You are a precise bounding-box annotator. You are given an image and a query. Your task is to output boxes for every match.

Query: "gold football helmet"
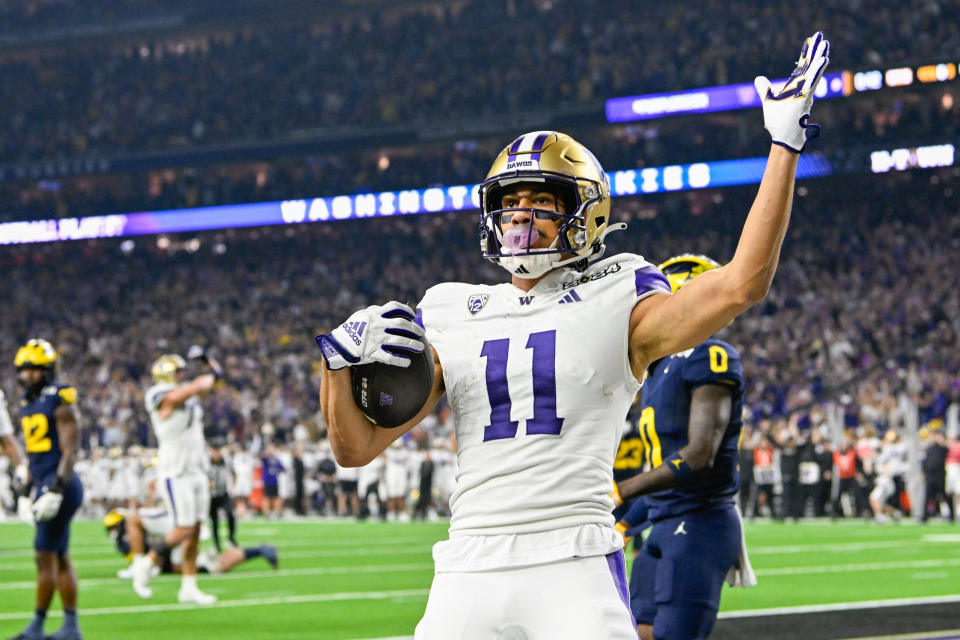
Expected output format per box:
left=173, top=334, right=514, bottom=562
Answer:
left=479, top=131, right=623, bottom=278
left=150, top=354, right=187, bottom=384
left=14, top=338, right=58, bottom=389
left=657, top=254, right=721, bottom=292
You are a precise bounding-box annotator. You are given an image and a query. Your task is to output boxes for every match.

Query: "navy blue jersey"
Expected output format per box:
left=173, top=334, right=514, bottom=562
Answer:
left=19, top=383, right=77, bottom=480
left=640, top=339, right=743, bottom=522
left=613, top=420, right=646, bottom=484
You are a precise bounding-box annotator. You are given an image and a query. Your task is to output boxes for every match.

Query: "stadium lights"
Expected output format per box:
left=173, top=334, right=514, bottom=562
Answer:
left=606, top=59, right=959, bottom=123
left=0, top=143, right=954, bottom=246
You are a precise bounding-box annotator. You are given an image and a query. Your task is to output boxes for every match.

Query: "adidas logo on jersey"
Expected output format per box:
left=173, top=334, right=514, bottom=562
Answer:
left=557, top=289, right=582, bottom=304
left=342, top=321, right=367, bottom=346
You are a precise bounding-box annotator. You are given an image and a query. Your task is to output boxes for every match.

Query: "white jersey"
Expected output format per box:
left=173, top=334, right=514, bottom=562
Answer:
left=145, top=383, right=209, bottom=476
left=418, top=253, right=670, bottom=571
left=0, top=388, right=13, bottom=438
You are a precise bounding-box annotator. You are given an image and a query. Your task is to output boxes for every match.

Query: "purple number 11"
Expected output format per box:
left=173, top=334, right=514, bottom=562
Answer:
left=480, top=330, right=564, bottom=442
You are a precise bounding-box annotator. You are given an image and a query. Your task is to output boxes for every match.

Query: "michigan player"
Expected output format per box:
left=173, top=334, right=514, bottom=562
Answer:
left=131, top=351, right=222, bottom=604
left=319, top=34, right=829, bottom=638
left=612, top=255, right=754, bottom=640
left=105, top=508, right=277, bottom=576
left=9, top=339, right=84, bottom=640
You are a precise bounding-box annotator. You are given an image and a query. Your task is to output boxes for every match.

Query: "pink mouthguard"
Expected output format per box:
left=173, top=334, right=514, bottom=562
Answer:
left=502, top=226, right=540, bottom=253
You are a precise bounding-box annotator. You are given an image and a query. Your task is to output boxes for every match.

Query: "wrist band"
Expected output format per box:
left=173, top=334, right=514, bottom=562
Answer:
left=663, top=452, right=694, bottom=480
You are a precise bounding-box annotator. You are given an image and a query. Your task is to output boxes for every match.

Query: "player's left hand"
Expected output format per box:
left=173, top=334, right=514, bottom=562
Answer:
left=32, top=485, right=64, bottom=522
left=754, top=31, right=830, bottom=153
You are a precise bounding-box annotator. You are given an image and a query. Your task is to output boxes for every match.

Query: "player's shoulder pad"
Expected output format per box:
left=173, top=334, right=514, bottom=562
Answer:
left=145, top=383, right=174, bottom=410
left=56, top=384, right=78, bottom=405
left=418, top=281, right=496, bottom=329
left=683, top=338, right=744, bottom=387
left=601, top=252, right=671, bottom=299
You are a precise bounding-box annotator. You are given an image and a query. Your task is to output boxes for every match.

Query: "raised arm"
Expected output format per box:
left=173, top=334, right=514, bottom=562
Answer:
left=628, top=32, right=830, bottom=375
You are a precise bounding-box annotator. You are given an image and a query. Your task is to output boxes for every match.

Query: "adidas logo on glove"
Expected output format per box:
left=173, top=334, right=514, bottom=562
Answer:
left=343, top=321, right=367, bottom=346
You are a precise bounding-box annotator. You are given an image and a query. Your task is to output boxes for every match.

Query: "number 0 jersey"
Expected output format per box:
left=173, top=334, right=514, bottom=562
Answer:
left=417, top=253, right=670, bottom=571
left=19, top=383, right=78, bottom=480
left=640, top=338, right=744, bottom=522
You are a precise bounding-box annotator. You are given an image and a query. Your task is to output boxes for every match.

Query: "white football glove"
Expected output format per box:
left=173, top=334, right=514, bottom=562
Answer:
left=17, top=495, right=35, bottom=524
left=754, top=31, right=830, bottom=153
left=316, top=301, right=426, bottom=370
left=32, top=485, right=64, bottom=522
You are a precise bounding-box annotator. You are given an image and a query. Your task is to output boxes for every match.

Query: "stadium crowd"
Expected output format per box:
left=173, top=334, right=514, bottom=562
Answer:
left=1, top=169, right=958, bottom=522
left=2, top=0, right=957, bottom=161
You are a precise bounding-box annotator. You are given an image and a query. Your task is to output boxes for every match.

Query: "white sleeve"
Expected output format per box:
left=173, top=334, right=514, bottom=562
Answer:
left=0, top=389, right=14, bottom=438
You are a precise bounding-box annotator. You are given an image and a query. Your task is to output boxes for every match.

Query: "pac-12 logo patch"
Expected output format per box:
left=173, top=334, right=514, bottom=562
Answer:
left=467, top=294, right=489, bottom=315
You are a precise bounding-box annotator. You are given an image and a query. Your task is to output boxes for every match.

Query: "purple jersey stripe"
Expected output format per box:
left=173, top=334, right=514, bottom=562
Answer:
left=165, top=477, right=179, bottom=526
left=606, top=550, right=637, bottom=627
left=529, top=132, right=551, bottom=163
left=635, top=266, right=671, bottom=296
left=414, top=308, right=424, bottom=329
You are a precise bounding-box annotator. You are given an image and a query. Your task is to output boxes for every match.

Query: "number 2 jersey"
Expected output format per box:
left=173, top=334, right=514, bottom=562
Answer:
left=640, top=339, right=744, bottom=522
left=18, top=383, right=78, bottom=481
left=417, top=253, right=670, bottom=571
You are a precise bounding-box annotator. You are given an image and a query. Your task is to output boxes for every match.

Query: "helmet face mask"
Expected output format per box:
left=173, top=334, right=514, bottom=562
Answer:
left=479, top=131, right=615, bottom=278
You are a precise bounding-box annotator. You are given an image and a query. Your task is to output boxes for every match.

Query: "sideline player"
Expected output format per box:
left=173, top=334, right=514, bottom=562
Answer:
left=131, top=351, right=222, bottom=604
left=319, top=34, right=829, bottom=638
left=613, top=255, right=754, bottom=640
left=105, top=508, right=277, bottom=576
left=9, top=339, right=84, bottom=640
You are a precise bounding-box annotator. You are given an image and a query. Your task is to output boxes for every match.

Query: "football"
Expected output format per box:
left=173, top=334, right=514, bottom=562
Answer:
left=350, top=340, right=434, bottom=428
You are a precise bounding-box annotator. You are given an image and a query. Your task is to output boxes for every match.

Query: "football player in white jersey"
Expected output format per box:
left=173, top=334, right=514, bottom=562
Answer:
left=131, top=351, right=222, bottom=604
left=319, top=33, right=829, bottom=639
left=0, top=386, right=29, bottom=512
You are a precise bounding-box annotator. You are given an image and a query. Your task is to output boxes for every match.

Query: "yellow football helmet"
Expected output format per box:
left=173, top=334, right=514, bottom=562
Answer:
left=103, top=509, right=125, bottom=530
left=14, top=338, right=58, bottom=388
left=657, top=254, right=721, bottom=292
left=150, top=353, right=187, bottom=384
left=479, top=131, right=623, bottom=278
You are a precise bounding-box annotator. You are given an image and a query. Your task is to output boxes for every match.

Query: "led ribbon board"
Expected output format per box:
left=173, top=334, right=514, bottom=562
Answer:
left=1, top=144, right=955, bottom=246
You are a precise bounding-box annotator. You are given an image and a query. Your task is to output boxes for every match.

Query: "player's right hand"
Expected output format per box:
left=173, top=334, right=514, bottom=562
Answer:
left=316, top=301, right=426, bottom=370
left=754, top=31, right=830, bottom=153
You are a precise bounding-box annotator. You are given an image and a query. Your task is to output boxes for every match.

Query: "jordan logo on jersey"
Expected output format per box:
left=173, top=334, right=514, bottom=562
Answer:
left=557, top=289, right=582, bottom=304
left=467, top=294, right=489, bottom=315
left=674, top=521, right=688, bottom=536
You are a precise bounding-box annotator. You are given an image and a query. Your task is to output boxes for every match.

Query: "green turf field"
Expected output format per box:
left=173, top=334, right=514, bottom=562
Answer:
left=1, top=518, right=958, bottom=639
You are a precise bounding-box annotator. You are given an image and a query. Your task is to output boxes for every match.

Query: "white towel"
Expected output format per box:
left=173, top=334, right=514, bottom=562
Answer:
left=725, top=505, right=757, bottom=588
